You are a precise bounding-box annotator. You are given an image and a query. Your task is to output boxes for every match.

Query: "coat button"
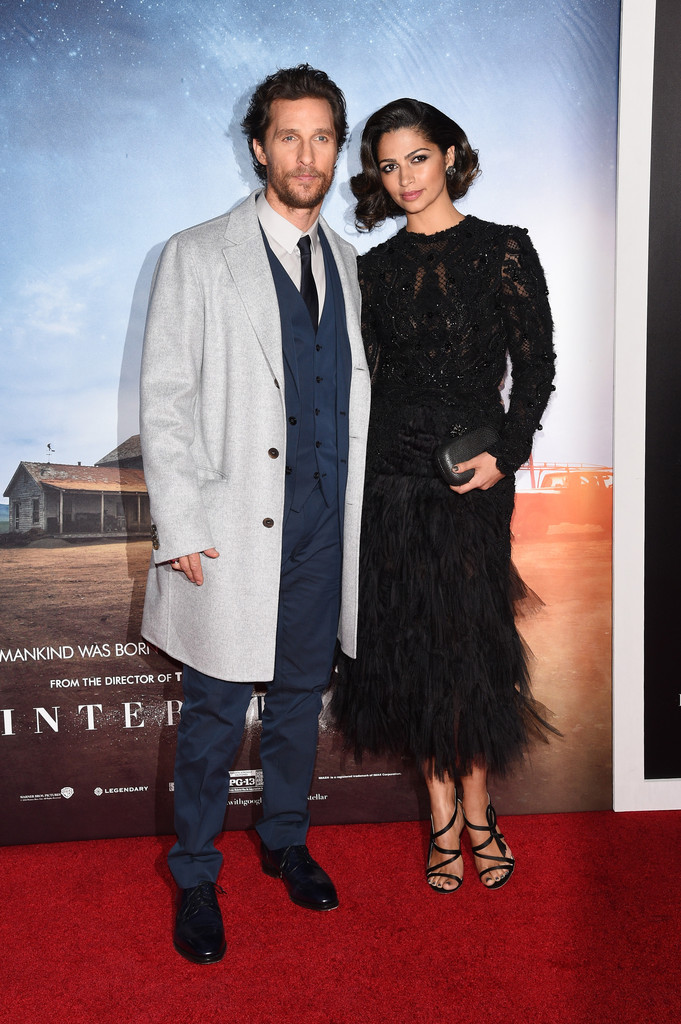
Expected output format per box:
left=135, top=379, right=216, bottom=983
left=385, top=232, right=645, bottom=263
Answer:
left=268, top=448, right=279, bottom=458
left=316, top=376, right=323, bottom=383
left=315, top=441, right=322, bottom=448
left=263, top=518, right=274, bottom=528
left=288, top=416, right=297, bottom=425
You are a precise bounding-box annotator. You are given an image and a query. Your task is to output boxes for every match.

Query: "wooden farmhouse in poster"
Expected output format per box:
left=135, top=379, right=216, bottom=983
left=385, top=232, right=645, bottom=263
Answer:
left=3, top=436, right=150, bottom=539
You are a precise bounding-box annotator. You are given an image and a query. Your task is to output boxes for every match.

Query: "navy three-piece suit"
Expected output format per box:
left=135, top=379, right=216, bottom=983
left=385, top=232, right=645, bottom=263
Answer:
left=165, top=223, right=357, bottom=886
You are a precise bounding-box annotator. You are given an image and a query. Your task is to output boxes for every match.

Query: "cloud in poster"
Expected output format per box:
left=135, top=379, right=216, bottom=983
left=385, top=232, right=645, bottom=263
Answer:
left=0, top=0, right=620, bottom=493
left=2, top=255, right=121, bottom=389
left=17, top=259, right=106, bottom=338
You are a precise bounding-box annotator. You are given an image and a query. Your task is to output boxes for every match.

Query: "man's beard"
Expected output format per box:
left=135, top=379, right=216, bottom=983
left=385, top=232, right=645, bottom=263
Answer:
left=266, top=166, right=334, bottom=210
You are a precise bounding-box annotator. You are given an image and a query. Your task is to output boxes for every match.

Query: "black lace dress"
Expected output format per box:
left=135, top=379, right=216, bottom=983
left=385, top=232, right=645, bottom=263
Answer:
left=331, top=215, right=557, bottom=778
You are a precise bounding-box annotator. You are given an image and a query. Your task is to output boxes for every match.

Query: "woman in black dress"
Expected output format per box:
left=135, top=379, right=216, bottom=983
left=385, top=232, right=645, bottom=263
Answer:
left=331, top=99, right=557, bottom=891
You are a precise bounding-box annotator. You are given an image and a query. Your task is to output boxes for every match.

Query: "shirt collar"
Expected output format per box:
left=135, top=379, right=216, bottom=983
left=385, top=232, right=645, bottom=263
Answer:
left=256, top=189, right=320, bottom=255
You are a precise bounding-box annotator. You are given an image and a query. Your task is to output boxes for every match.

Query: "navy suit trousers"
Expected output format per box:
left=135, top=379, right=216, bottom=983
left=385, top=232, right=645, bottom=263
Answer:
left=168, top=483, right=342, bottom=888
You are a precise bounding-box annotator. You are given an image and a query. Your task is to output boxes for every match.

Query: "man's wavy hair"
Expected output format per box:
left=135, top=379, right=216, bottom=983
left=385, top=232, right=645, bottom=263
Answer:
left=241, top=64, right=348, bottom=184
left=351, top=98, right=480, bottom=232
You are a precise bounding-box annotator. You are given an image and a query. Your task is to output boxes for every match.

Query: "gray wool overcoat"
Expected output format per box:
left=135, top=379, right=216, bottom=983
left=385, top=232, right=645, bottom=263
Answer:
left=139, top=191, right=371, bottom=682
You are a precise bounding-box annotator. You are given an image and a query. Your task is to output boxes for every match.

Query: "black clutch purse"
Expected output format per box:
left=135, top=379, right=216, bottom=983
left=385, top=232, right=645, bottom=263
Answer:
left=434, top=426, right=500, bottom=485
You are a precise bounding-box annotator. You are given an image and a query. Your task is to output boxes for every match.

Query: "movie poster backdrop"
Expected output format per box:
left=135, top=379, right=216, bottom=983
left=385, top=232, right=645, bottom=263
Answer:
left=0, top=0, right=620, bottom=845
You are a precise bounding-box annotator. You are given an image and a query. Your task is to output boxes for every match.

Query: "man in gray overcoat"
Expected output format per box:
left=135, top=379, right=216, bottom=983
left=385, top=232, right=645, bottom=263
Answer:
left=139, top=65, right=370, bottom=964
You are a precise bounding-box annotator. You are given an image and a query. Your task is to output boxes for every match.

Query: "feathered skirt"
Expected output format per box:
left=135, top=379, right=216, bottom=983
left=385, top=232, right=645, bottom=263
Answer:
left=331, top=401, right=554, bottom=779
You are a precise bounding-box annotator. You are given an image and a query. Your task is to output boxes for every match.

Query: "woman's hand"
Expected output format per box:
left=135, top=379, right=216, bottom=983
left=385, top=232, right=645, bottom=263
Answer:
left=449, top=452, right=504, bottom=494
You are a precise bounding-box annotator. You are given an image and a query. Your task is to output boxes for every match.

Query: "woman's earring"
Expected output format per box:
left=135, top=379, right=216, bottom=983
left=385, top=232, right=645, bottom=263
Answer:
left=446, top=166, right=455, bottom=178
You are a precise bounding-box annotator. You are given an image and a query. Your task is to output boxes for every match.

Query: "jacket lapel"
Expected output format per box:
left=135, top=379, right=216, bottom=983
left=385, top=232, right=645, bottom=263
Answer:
left=222, top=192, right=285, bottom=382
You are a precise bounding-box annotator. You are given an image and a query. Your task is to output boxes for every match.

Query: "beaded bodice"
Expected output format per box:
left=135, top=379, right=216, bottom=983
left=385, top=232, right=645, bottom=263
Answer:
left=359, top=215, right=555, bottom=475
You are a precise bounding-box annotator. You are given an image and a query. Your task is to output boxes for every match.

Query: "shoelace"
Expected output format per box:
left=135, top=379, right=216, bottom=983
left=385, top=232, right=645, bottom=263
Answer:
left=279, top=845, right=312, bottom=872
left=182, top=882, right=225, bottom=918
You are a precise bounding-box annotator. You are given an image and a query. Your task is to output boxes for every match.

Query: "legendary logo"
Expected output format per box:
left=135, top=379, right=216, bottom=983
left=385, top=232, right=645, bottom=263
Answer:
left=93, top=785, right=149, bottom=796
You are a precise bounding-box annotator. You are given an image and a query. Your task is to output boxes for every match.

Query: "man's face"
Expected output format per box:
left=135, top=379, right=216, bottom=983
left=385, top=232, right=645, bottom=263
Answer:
left=253, top=96, right=338, bottom=216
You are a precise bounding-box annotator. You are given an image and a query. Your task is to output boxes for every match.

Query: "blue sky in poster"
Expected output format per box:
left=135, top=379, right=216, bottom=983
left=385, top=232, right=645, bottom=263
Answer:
left=0, top=0, right=620, bottom=497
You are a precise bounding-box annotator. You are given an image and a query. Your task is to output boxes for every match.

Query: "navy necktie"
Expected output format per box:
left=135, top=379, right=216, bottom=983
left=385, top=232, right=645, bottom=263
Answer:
left=297, top=234, right=319, bottom=330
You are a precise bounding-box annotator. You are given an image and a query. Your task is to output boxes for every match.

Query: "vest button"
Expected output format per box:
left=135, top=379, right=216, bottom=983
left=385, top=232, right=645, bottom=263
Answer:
left=263, top=518, right=274, bottom=528
left=315, top=441, right=322, bottom=448
left=316, top=376, right=323, bottom=383
left=313, top=472, right=320, bottom=480
left=315, top=408, right=320, bottom=415
left=316, top=344, right=321, bottom=351
left=288, top=416, right=297, bottom=425
left=268, top=448, right=279, bottom=459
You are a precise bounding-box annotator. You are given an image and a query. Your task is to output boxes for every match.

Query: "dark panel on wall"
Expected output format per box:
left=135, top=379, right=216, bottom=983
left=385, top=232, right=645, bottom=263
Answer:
left=644, top=0, right=681, bottom=778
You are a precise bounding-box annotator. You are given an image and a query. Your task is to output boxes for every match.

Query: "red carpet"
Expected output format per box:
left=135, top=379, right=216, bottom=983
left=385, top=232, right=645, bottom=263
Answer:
left=1, top=811, right=679, bottom=1024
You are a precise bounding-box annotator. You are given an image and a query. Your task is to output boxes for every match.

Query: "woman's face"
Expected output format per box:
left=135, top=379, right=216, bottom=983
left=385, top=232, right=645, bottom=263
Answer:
left=376, top=127, right=454, bottom=216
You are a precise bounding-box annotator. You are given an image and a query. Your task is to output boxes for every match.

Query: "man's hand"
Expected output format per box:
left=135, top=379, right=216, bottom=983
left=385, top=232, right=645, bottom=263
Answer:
left=169, top=548, right=220, bottom=585
left=449, top=452, right=504, bottom=494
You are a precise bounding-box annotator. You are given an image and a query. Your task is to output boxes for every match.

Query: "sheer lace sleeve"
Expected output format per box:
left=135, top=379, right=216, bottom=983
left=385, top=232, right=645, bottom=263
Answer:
left=493, top=229, right=556, bottom=475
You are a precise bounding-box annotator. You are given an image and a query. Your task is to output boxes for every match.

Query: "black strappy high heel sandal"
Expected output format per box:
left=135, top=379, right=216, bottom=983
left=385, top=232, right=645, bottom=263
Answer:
left=463, top=798, right=515, bottom=890
left=426, top=798, right=463, bottom=893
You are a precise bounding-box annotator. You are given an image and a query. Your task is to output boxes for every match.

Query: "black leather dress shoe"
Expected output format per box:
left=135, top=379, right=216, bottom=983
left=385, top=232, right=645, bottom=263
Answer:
left=173, top=882, right=226, bottom=964
left=261, top=842, right=339, bottom=911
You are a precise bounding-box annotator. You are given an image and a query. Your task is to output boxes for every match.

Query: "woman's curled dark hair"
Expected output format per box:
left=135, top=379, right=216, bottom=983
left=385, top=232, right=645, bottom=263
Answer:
left=351, top=98, right=480, bottom=231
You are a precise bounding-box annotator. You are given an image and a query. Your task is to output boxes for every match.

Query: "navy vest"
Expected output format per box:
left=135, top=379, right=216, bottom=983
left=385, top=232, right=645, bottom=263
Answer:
left=262, top=229, right=351, bottom=515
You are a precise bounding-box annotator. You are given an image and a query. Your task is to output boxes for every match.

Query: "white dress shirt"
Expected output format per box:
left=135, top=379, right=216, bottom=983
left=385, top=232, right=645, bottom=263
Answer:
left=256, top=190, right=326, bottom=316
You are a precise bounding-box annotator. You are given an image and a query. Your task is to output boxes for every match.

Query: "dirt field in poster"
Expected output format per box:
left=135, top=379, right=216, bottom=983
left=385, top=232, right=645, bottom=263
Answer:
left=0, top=529, right=611, bottom=845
